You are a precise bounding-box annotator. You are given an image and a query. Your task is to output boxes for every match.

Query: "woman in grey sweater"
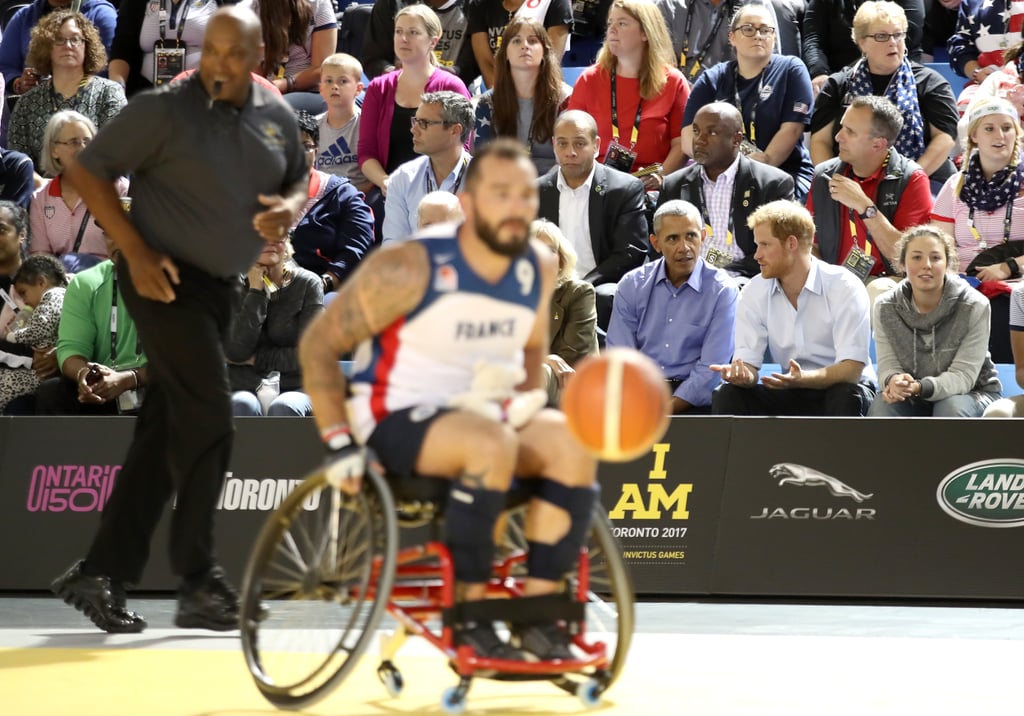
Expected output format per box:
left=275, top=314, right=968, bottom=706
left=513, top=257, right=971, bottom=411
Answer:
left=869, top=225, right=1002, bottom=417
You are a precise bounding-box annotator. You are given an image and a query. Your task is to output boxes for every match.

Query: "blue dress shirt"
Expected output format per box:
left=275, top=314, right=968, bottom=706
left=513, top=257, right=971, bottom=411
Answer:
left=607, top=256, right=738, bottom=406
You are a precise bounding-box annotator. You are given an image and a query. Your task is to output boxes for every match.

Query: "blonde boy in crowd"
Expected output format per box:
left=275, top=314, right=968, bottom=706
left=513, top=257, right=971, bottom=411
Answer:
left=315, top=53, right=371, bottom=194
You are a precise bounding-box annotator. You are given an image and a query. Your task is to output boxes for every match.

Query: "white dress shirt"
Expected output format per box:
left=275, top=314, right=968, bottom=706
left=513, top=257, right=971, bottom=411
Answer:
left=556, top=164, right=598, bottom=277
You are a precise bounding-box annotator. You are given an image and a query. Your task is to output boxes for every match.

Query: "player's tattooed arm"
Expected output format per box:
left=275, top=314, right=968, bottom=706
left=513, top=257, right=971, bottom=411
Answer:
left=299, top=242, right=430, bottom=433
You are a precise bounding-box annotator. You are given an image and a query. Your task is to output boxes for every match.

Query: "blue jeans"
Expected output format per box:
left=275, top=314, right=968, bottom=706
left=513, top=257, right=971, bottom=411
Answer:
left=868, top=392, right=998, bottom=417
left=232, top=390, right=313, bottom=417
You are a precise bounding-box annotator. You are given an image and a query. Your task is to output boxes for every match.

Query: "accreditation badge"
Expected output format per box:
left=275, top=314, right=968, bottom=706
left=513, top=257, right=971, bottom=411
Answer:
left=603, top=141, right=637, bottom=173
left=154, top=43, right=186, bottom=86
left=704, top=247, right=732, bottom=269
left=842, top=245, right=877, bottom=283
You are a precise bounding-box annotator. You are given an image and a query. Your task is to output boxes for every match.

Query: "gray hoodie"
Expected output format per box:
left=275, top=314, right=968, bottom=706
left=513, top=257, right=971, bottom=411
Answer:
left=873, top=275, right=1001, bottom=401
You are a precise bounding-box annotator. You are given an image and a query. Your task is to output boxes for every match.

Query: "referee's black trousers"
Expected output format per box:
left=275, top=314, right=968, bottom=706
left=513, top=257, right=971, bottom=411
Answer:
left=86, top=259, right=238, bottom=585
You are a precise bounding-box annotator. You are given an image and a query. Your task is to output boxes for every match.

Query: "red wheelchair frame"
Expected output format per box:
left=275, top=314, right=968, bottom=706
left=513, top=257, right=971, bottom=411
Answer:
left=239, top=454, right=634, bottom=713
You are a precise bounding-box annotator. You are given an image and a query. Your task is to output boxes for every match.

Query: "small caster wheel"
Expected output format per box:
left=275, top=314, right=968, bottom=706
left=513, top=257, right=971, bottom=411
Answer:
left=377, top=661, right=403, bottom=697
left=576, top=677, right=603, bottom=709
left=441, top=685, right=468, bottom=714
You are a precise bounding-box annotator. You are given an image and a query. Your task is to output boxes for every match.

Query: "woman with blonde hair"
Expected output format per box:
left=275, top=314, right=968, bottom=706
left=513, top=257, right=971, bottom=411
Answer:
left=531, top=219, right=599, bottom=405
left=810, top=0, right=957, bottom=186
left=869, top=225, right=1001, bottom=418
left=358, top=4, right=470, bottom=199
left=567, top=0, right=689, bottom=190
left=30, top=110, right=129, bottom=272
left=931, top=97, right=1024, bottom=276
left=473, top=18, right=570, bottom=174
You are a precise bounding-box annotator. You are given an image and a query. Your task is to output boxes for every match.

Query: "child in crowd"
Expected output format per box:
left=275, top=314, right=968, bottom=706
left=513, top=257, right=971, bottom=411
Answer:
left=0, top=254, right=68, bottom=410
left=416, top=190, right=464, bottom=229
left=315, top=53, right=370, bottom=194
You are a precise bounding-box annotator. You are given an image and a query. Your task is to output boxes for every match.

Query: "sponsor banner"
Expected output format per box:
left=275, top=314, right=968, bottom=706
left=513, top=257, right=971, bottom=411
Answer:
left=599, top=418, right=730, bottom=594
left=712, top=419, right=1024, bottom=599
left=0, top=417, right=323, bottom=591
left=4, top=417, right=1024, bottom=598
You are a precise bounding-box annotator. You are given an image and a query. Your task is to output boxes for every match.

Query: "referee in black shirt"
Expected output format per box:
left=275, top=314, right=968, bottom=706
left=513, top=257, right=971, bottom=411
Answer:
left=51, top=5, right=309, bottom=633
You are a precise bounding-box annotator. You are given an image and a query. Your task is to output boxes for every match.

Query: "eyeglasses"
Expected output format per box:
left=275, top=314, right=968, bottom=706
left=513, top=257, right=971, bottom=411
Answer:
left=411, top=117, right=448, bottom=130
left=55, top=36, right=85, bottom=48
left=302, top=142, right=318, bottom=153
left=734, top=24, right=776, bottom=38
left=54, top=138, right=91, bottom=148
left=865, top=31, right=906, bottom=43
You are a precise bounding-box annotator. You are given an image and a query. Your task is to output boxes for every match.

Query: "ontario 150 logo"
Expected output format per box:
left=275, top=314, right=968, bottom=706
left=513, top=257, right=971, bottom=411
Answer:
left=936, top=459, right=1024, bottom=528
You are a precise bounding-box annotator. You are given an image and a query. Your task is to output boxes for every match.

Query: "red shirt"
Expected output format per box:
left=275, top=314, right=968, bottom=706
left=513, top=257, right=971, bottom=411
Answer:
left=568, top=65, right=689, bottom=172
left=807, top=161, right=933, bottom=276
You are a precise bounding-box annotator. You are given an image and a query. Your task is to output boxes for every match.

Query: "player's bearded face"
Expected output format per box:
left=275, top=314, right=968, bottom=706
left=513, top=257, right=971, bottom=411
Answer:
left=475, top=215, right=531, bottom=257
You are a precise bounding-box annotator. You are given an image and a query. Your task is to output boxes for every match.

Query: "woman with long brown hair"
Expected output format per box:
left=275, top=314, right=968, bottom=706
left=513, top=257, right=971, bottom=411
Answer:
left=254, top=0, right=337, bottom=113
left=472, top=18, right=570, bottom=174
left=567, top=0, right=688, bottom=190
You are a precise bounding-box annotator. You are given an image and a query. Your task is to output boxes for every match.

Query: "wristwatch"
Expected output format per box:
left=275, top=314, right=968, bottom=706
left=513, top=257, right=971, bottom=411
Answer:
left=859, top=205, right=878, bottom=220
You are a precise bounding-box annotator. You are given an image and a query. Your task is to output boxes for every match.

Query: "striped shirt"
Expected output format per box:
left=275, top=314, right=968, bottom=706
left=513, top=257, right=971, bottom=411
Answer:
left=700, top=155, right=742, bottom=264
left=931, top=171, right=1024, bottom=272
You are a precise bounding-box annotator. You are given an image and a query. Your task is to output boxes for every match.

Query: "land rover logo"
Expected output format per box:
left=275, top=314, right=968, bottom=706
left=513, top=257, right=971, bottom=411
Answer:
left=936, top=459, right=1024, bottom=528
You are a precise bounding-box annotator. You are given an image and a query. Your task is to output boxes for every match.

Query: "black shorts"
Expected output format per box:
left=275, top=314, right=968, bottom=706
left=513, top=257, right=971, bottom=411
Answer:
left=365, top=404, right=454, bottom=478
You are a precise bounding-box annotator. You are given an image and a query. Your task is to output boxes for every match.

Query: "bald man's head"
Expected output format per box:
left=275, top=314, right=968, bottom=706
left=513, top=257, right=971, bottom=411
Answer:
left=695, top=102, right=744, bottom=135
left=690, top=102, right=745, bottom=177
left=552, top=110, right=601, bottom=187
left=553, top=110, right=599, bottom=142
left=199, top=6, right=264, bottom=107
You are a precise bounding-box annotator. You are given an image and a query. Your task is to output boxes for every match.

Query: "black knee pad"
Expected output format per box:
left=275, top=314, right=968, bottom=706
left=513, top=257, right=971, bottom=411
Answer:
left=527, top=480, right=599, bottom=582
left=444, top=484, right=507, bottom=583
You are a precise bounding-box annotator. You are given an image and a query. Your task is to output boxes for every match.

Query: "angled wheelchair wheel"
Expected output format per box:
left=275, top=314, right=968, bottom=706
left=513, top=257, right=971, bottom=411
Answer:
left=240, top=462, right=398, bottom=710
left=500, top=504, right=635, bottom=690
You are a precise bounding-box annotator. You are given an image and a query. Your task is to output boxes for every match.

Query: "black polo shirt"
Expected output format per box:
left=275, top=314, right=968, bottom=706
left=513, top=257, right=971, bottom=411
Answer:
left=78, top=74, right=308, bottom=278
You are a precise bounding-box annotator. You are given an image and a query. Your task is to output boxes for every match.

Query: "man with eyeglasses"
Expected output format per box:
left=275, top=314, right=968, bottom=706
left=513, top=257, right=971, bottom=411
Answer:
left=382, top=90, right=473, bottom=243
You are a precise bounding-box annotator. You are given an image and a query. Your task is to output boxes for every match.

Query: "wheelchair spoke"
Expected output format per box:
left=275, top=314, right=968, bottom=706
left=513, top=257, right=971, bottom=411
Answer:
left=241, top=467, right=398, bottom=709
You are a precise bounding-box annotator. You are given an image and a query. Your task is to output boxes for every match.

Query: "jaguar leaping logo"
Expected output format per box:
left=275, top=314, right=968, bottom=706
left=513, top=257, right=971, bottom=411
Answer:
left=769, top=463, right=874, bottom=503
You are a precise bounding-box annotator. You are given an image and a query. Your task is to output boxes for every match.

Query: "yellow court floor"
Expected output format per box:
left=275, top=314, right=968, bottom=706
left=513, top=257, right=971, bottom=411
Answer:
left=2, top=601, right=1024, bottom=715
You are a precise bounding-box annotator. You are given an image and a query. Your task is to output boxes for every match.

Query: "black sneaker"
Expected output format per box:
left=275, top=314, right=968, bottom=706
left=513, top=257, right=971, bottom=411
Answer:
left=174, top=566, right=240, bottom=631
left=454, top=622, right=525, bottom=661
left=515, top=621, right=575, bottom=661
left=51, top=560, right=147, bottom=634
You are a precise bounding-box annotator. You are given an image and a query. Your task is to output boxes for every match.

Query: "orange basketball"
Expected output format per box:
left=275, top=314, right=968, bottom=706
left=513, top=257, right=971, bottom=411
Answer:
left=560, top=348, right=671, bottom=462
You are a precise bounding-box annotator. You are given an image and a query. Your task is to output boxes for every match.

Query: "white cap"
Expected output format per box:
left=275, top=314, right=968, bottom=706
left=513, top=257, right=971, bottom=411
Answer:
left=968, top=97, right=1019, bottom=126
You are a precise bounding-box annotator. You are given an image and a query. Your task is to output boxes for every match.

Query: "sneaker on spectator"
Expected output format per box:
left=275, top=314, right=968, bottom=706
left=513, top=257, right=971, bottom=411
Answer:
left=51, top=559, right=147, bottom=634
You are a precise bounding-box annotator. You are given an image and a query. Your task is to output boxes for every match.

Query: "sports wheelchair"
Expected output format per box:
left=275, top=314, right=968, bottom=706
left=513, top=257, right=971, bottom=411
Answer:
left=239, top=449, right=635, bottom=713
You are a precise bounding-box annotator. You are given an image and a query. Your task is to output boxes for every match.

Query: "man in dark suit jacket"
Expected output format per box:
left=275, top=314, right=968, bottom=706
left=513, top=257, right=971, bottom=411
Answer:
left=658, top=102, right=794, bottom=279
left=537, top=110, right=648, bottom=331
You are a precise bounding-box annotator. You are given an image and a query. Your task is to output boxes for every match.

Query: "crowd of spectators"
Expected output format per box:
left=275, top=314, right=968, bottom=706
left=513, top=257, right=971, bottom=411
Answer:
left=1, top=0, right=1024, bottom=420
